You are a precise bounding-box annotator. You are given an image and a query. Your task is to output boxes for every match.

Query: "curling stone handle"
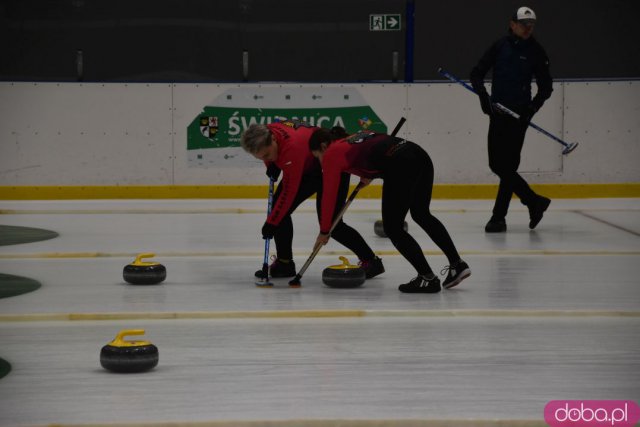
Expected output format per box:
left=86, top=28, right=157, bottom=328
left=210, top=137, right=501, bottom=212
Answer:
left=339, top=256, right=350, bottom=267
left=134, top=253, right=156, bottom=264
left=113, top=329, right=146, bottom=346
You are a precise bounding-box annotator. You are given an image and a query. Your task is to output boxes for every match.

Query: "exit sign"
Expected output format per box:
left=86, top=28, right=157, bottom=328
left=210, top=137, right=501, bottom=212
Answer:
left=369, top=14, right=401, bottom=31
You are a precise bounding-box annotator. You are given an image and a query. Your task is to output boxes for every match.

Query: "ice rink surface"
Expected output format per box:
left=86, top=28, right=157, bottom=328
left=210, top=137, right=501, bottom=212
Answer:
left=0, top=198, right=638, bottom=427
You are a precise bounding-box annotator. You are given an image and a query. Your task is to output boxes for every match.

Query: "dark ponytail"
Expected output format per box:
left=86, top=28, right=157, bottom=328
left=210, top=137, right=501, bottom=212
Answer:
left=309, top=128, right=332, bottom=151
left=330, top=126, right=348, bottom=140
left=309, top=126, right=350, bottom=152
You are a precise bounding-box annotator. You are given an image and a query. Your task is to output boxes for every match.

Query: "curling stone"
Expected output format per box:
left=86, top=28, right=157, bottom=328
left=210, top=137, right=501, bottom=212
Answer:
left=374, top=220, right=408, bottom=238
left=322, top=256, right=366, bottom=289
left=123, top=253, right=166, bottom=285
left=100, top=329, right=159, bottom=373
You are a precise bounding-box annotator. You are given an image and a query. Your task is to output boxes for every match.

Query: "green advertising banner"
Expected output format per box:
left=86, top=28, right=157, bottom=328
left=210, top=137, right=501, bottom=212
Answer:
left=187, top=87, right=388, bottom=168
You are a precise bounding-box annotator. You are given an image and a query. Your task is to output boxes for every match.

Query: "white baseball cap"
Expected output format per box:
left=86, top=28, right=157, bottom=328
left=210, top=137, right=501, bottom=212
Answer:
left=513, top=6, right=537, bottom=23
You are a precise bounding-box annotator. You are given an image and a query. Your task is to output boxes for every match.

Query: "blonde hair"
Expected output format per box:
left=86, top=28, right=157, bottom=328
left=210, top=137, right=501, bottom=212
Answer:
left=240, top=124, right=271, bottom=155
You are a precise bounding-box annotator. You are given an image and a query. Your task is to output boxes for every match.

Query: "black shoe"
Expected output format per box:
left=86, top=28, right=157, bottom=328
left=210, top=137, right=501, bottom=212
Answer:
left=398, top=274, right=441, bottom=293
left=441, top=260, right=471, bottom=289
left=358, top=256, right=385, bottom=279
left=528, top=196, right=551, bottom=229
left=485, top=218, right=506, bottom=233
left=254, top=258, right=296, bottom=278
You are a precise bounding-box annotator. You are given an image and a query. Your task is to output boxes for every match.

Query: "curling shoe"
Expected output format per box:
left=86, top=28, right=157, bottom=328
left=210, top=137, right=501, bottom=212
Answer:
left=359, top=256, right=385, bottom=279
left=441, top=260, right=471, bottom=289
left=528, top=196, right=551, bottom=229
left=485, top=218, right=507, bottom=233
left=398, top=274, right=441, bottom=294
left=254, top=258, right=296, bottom=278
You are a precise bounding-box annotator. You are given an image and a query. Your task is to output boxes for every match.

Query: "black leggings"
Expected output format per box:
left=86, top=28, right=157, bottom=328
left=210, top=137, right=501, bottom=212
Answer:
left=380, top=142, right=461, bottom=275
left=272, top=172, right=376, bottom=262
left=488, top=114, right=538, bottom=219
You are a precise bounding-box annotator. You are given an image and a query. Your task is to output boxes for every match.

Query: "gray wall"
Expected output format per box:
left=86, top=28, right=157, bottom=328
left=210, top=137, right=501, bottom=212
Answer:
left=1, top=0, right=639, bottom=82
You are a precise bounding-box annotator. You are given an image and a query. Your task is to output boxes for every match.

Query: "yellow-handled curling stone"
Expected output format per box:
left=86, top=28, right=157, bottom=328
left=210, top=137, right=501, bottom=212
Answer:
left=123, top=253, right=166, bottom=285
left=322, top=256, right=366, bottom=288
left=100, top=329, right=159, bottom=373
left=374, top=220, right=408, bottom=238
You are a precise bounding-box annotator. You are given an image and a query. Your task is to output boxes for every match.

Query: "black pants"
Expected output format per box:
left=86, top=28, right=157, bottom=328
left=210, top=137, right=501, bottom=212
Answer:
left=488, top=114, right=538, bottom=219
left=380, top=142, right=461, bottom=276
left=272, top=172, right=375, bottom=262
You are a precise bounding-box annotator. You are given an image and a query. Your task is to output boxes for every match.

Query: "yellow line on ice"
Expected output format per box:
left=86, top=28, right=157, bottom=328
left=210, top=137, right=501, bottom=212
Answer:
left=1, top=309, right=638, bottom=322
left=0, top=250, right=638, bottom=260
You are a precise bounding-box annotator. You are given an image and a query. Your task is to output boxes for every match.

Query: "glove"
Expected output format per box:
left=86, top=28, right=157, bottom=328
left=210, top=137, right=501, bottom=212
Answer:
left=478, top=92, right=494, bottom=116
left=261, top=222, right=277, bottom=240
left=519, top=104, right=536, bottom=126
left=265, top=163, right=281, bottom=181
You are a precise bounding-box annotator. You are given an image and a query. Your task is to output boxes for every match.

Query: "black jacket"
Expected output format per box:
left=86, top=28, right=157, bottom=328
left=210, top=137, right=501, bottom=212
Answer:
left=470, top=32, right=553, bottom=114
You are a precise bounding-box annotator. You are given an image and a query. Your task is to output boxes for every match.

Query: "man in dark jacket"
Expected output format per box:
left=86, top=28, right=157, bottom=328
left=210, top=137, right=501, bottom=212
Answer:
left=470, top=6, right=553, bottom=232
